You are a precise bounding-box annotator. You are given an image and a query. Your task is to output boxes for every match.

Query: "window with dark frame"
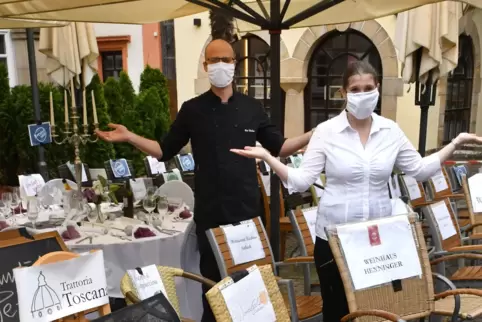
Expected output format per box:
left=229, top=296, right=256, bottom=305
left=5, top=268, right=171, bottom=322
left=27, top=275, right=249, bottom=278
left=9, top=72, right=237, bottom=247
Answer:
left=161, top=20, right=176, bottom=80
left=443, top=34, right=474, bottom=144
left=101, top=51, right=123, bottom=81
left=304, top=29, right=383, bottom=131
left=0, top=34, right=7, bottom=68
left=232, top=35, right=272, bottom=115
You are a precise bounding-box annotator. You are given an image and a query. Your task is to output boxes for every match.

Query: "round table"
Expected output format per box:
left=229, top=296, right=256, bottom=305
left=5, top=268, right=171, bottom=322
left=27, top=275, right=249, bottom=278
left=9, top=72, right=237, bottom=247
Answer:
left=10, top=206, right=204, bottom=321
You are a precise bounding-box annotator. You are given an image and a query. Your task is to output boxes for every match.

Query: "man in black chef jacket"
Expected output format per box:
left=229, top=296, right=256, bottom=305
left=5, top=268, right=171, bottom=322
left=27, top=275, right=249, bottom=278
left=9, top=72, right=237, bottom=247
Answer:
left=96, top=39, right=314, bottom=321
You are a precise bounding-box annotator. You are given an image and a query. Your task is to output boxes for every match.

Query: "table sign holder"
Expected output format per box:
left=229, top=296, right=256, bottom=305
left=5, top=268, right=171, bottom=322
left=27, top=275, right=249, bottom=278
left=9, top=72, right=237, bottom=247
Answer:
left=50, top=81, right=99, bottom=200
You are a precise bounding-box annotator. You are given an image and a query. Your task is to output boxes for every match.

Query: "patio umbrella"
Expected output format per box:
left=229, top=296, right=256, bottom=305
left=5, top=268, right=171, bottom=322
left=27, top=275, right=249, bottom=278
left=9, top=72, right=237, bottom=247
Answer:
left=39, top=22, right=99, bottom=87
left=394, top=2, right=464, bottom=156
left=0, top=18, right=65, bottom=28
left=7, top=0, right=481, bottom=24
left=8, top=0, right=481, bottom=261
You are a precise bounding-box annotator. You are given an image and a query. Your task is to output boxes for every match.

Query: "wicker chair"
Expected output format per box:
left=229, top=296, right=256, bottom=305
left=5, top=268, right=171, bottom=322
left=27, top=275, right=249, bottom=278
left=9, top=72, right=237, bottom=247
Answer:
left=206, top=216, right=322, bottom=321
left=33, top=251, right=111, bottom=322
left=120, top=266, right=216, bottom=322
left=327, top=214, right=482, bottom=321
left=205, top=264, right=404, bottom=322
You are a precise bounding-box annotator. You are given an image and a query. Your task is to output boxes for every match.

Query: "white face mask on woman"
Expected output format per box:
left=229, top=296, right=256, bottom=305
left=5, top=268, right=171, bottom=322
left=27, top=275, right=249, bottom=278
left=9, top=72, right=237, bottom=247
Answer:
left=346, top=89, right=379, bottom=120
left=207, top=62, right=235, bottom=88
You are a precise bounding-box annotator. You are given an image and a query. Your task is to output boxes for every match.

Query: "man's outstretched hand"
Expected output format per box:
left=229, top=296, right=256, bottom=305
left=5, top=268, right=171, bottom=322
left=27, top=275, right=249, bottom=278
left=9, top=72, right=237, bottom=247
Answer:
left=95, top=123, right=132, bottom=143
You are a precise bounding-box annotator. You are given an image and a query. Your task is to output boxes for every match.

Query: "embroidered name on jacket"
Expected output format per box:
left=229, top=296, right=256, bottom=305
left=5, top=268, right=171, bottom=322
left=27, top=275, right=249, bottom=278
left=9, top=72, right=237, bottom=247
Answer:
left=244, top=129, right=255, bottom=133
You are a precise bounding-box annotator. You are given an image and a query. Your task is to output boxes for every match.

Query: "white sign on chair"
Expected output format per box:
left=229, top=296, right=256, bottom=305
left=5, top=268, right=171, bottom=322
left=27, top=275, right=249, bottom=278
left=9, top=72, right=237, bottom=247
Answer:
left=14, top=251, right=108, bottom=322
left=403, top=176, right=422, bottom=200
left=302, top=207, right=317, bottom=243
left=130, top=179, right=147, bottom=202
left=430, top=201, right=457, bottom=240
left=468, top=173, right=482, bottom=213
left=430, top=171, right=449, bottom=193
left=219, top=265, right=276, bottom=322
left=336, top=215, right=422, bottom=290
left=222, top=220, right=265, bottom=265
left=127, top=264, right=169, bottom=301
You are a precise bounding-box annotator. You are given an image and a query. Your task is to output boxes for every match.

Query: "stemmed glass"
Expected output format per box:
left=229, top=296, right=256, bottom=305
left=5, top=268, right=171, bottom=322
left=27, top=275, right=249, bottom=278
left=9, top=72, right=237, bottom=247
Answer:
left=2, top=193, right=12, bottom=219
left=87, top=205, right=99, bottom=223
left=0, top=200, right=8, bottom=221
left=142, top=194, right=156, bottom=225
left=156, top=195, right=168, bottom=228
left=8, top=193, right=20, bottom=225
left=27, top=198, right=40, bottom=229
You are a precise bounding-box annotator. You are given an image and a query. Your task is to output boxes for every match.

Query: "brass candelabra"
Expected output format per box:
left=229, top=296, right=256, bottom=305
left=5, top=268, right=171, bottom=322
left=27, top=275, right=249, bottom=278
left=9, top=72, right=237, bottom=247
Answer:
left=50, top=85, right=99, bottom=198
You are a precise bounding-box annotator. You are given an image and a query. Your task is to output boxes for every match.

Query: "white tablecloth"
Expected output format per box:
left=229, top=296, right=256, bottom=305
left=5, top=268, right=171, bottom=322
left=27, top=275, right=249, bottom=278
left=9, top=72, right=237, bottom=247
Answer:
left=7, top=207, right=204, bottom=321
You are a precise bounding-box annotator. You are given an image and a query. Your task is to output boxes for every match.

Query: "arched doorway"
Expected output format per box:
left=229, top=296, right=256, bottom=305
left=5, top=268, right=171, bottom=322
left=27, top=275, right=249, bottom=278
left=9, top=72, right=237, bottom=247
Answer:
left=443, top=34, right=474, bottom=143
left=304, top=29, right=383, bottom=131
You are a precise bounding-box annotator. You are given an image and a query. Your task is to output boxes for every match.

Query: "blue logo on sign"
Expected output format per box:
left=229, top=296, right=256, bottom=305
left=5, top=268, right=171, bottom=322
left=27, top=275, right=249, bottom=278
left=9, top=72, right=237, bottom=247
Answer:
left=28, top=122, right=52, bottom=147
left=109, top=158, right=131, bottom=178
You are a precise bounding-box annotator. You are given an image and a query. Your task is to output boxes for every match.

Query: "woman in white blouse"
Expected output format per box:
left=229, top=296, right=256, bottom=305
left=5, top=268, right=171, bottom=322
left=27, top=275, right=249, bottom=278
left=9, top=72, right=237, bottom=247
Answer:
left=232, top=60, right=482, bottom=321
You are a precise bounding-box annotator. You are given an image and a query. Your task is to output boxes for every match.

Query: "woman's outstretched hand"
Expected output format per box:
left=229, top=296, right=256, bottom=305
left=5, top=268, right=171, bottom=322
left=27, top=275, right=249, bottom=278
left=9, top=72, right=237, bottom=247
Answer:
left=457, top=133, right=482, bottom=145
left=230, top=146, right=269, bottom=160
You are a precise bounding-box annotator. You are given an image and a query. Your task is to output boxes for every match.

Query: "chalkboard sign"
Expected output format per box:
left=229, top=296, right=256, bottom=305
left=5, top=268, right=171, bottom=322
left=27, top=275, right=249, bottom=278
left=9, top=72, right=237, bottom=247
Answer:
left=0, top=230, right=67, bottom=322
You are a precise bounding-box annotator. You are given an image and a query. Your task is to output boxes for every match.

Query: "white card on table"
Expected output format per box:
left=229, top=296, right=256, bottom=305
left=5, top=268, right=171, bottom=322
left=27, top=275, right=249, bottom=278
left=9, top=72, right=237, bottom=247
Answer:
left=222, top=220, right=265, bottom=265
left=220, top=265, right=276, bottom=322
left=14, top=251, right=108, bottom=322
left=66, top=161, right=88, bottom=182
left=430, top=201, right=457, bottom=240
left=404, top=176, right=422, bottom=200
left=302, top=208, right=317, bottom=243
left=18, top=174, right=45, bottom=197
left=146, top=156, right=166, bottom=175
left=430, top=171, right=448, bottom=192
left=468, top=173, right=482, bottom=213
left=127, top=264, right=169, bottom=301
left=130, top=179, right=147, bottom=202
left=337, top=215, right=421, bottom=290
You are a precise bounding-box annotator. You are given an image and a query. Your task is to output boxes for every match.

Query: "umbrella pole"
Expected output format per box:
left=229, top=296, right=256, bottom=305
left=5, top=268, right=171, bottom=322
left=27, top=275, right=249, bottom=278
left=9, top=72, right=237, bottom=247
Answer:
left=268, top=0, right=282, bottom=262
left=414, top=49, right=437, bottom=157
left=26, top=28, right=49, bottom=181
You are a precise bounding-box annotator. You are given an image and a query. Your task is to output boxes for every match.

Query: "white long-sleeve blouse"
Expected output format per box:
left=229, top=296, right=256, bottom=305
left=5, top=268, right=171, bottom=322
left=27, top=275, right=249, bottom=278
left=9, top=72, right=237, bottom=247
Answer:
left=284, top=110, right=441, bottom=239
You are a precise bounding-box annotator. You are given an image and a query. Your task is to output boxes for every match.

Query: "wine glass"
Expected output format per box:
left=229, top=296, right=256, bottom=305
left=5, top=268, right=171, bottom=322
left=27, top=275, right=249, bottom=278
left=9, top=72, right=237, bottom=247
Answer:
left=9, top=193, right=20, bottom=225
left=27, top=198, right=40, bottom=229
left=156, top=195, right=168, bottom=227
left=0, top=200, right=7, bottom=221
left=86, top=206, right=99, bottom=223
left=142, top=195, right=156, bottom=225
left=2, top=193, right=12, bottom=218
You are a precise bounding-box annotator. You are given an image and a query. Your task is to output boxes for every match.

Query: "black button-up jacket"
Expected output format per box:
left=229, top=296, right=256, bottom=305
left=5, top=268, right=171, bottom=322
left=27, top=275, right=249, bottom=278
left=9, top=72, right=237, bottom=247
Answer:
left=159, top=90, right=285, bottom=231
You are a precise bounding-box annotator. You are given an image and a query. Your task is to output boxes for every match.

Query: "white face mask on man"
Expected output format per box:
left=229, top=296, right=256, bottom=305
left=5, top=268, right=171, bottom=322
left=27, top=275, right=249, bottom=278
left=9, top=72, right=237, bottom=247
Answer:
left=346, top=89, right=379, bottom=120
left=207, top=62, right=235, bottom=88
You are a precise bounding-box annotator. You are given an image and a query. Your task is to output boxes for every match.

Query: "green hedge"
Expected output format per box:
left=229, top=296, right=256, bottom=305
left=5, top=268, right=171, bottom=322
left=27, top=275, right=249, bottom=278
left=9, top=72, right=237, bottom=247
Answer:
left=0, top=66, right=171, bottom=185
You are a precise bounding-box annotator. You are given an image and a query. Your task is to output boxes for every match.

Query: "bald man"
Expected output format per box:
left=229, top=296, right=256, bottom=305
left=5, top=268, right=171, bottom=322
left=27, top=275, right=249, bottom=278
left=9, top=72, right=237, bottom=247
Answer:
left=96, top=39, right=313, bottom=321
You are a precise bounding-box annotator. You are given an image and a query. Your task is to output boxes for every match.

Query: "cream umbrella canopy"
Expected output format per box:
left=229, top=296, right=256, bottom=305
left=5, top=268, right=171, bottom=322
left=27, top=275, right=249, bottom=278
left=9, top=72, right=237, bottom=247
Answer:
left=394, top=2, right=466, bottom=156
left=39, top=22, right=99, bottom=87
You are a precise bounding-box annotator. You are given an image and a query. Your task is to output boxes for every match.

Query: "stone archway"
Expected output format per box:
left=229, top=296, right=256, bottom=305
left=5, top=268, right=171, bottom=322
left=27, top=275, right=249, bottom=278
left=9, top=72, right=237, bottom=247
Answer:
left=194, top=32, right=289, bottom=95
left=437, top=13, right=481, bottom=145
left=282, top=21, right=403, bottom=137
